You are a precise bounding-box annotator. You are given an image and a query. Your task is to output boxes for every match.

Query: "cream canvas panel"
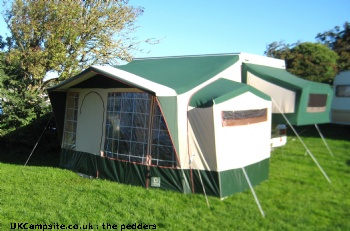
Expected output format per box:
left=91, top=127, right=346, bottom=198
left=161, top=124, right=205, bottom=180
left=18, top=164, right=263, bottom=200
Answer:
left=213, top=62, right=242, bottom=83
left=247, top=72, right=296, bottom=113
left=188, top=107, right=217, bottom=171
left=177, top=93, right=193, bottom=168
left=214, top=92, right=272, bottom=171
left=76, top=89, right=107, bottom=155
left=240, top=53, right=286, bottom=69
left=180, top=76, right=234, bottom=169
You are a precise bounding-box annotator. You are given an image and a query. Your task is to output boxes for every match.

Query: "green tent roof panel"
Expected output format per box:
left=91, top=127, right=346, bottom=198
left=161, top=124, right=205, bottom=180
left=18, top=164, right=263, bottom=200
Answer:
left=117, top=55, right=239, bottom=94
left=189, top=78, right=270, bottom=108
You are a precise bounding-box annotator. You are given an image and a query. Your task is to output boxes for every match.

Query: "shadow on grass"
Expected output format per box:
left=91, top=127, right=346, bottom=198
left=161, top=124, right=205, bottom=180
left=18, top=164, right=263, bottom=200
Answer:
left=1, top=115, right=349, bottom=168
left=286, top=123, right=350, bottom=141
left=0, top=113, right=61, bottom=167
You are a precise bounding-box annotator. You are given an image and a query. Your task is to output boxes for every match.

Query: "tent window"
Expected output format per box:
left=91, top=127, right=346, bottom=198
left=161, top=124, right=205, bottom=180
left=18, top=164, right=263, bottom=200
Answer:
left=307, top=94, right=327, bottom=112
left=336, top=85, right=350, bottom=97
left=104, top=92, right=176, bottom=167
left=151, top=104, right=176, bottom=167
left=222, top=109, right=267, bottom=126
left=62, top=92, right=79, bottom=149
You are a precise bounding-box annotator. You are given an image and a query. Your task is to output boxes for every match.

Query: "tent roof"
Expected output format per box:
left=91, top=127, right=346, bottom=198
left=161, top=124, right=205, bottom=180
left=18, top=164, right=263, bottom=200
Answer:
left=189, top=78, right=270, bottom=108
left=242, top=63, right=331, bottom=92
left=48, top=54, right=239, bottom=96
left=116, top=54, right=239, bottom=94
left=47, top=66, right=177, bottom=96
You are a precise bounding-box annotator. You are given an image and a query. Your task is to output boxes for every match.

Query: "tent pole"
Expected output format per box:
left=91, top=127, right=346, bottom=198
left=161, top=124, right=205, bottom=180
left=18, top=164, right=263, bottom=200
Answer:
left=314, top=124, right=334, bottom=157
left=146, top=96, right=156, bottom=189
left=272, top=99, right=331, bottom=183
left=242, top=167, right=265, bottom=218
left=281, top=113, right=331, bottom=183
left=190, top=157, right=210, bottom=208
left=196, top=168, right=210, bottom=208
left=24, top=115, right=53, bottom=167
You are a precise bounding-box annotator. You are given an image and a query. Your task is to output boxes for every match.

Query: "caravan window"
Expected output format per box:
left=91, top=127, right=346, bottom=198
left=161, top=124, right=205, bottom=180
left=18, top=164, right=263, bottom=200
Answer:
left=62, top=92, right=79, bottom=149
left=336, top=85, right=350, bottom=97
left=104, top=92, right=176, bottom=167
left=222, top=108, right=267, bottom=126
left=307, top=94, right=327, bottom=112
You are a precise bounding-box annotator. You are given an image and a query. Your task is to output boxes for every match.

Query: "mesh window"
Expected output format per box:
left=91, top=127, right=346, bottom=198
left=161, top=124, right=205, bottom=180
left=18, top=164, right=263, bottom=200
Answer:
left=307, top=94, right=327, bottom=112
left=104, top=92, right=176, bottom=167
left=336, top=85, right=350, bottom=97
left=62, top=92, right=79, bottom=149
left=222, top=108, right=267, bottom=126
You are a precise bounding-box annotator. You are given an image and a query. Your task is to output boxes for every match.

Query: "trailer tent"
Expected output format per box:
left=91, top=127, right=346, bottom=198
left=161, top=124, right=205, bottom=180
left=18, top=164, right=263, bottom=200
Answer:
left=242, top=63, right=333, bottom=125
left=48, top=54, right=272, bottom=198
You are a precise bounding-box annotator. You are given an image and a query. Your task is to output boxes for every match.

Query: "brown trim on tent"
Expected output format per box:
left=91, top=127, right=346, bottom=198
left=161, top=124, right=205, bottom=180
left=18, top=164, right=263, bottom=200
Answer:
left=222, top=109, right=268, bottom=126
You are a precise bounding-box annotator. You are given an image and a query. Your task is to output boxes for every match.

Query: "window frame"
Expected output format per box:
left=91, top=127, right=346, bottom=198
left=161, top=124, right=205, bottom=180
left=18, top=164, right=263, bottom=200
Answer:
left=104, top=92, right=177, bottom=168
left=222, top=108, right=268, bottom=127
left=307, top=94, right=328, bottom=113
left=336, top=85, right=350, bottom=98
left=62, top=92, right=79, bottom=150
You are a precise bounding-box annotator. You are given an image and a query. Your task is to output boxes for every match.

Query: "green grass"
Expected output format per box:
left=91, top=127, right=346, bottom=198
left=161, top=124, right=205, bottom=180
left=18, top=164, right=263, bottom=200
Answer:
left=1, top=124, right=350, bottom=230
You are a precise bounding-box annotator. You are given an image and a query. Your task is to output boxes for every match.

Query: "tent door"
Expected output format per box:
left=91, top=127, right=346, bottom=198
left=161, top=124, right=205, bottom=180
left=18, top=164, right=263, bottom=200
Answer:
left=76, top=91, right=105, bottom=155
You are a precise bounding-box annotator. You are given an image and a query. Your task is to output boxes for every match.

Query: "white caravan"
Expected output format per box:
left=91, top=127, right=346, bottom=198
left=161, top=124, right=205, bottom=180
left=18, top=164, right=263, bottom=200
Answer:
left=332, top=70, right=350, bottom=125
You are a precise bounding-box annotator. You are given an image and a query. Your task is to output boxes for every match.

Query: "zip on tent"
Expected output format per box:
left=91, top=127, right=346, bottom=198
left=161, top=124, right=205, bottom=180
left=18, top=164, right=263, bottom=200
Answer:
left=272, top=99, right=331, bottom=183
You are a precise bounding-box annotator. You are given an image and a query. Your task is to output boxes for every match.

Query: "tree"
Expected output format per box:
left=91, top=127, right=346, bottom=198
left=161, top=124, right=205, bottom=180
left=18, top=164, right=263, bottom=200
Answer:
left=316, top=22, right=350, bottom=71
left=3, top=0, right=152, bottom=81
left=286, top=43, right=338, bottom=82
left=265, top=42, right=338, bottom=83
left=0, top=51, right=49, bottom=135
left=0, top=0, right=155, bottom=132
left=0, top=35, right=4, bottom=49
left=264, top=40, right=296, bottom=60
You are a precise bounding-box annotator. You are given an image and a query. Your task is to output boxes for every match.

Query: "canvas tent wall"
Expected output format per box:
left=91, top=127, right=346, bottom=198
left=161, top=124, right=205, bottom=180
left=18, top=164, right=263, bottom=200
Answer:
left=187, top=79, right=271, bottom=196
left=241, top=63, right=333, bottom=126
left=48, top=54, right=272, bottom=198
left=332, top=70, right=350, bottom=124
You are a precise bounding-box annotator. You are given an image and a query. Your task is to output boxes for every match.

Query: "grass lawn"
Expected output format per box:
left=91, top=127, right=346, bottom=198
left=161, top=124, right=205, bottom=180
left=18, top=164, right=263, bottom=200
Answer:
left=1, top=124, right=350, bottom=230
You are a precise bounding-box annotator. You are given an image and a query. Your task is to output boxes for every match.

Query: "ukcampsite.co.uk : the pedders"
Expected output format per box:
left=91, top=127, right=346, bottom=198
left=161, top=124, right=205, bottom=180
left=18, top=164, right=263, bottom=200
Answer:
left=10, top=222, right=157, bottom=230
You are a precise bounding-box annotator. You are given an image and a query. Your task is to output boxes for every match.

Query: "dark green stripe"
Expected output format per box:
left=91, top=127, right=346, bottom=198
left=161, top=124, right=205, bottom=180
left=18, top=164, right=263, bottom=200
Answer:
left=60, top=149, right=269, bottom=198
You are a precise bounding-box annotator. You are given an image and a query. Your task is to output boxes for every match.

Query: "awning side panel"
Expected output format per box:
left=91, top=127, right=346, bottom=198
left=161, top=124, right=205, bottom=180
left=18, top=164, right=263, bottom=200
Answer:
left=242, top=63, right=333, bottom=125
left=48, top=91, right=67, bottom=142
left=157, top=96, right=180, bottom=159
left=247, top=72, right=296, bottom=113
left=188, top=107, right=217, bottom=171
